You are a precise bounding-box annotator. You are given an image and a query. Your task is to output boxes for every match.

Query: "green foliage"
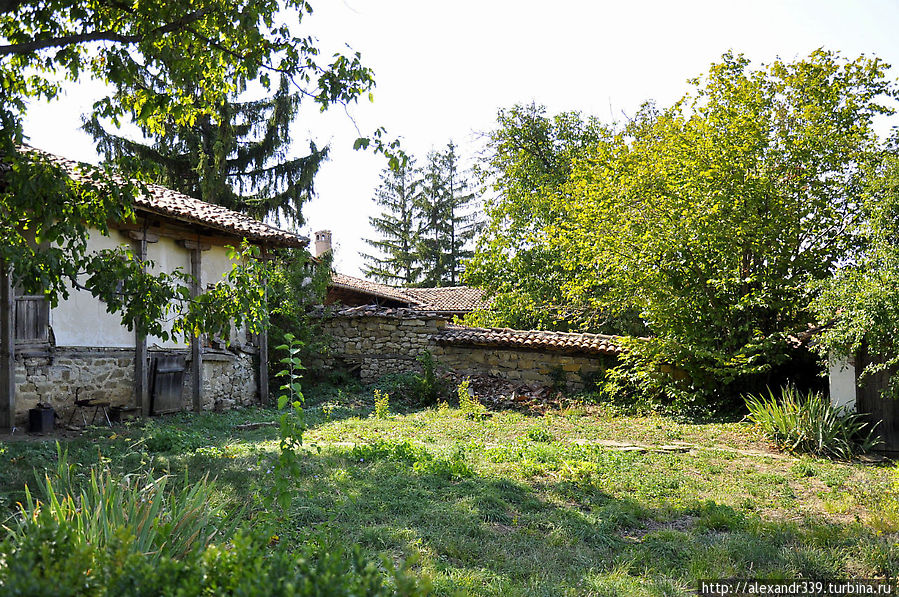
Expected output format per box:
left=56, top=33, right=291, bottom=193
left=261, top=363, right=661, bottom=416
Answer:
left=745, top=386, right=880, bottom=458
left=362, top=156, right=422, bottom=285
left=272, top=332, right=307, bottom=514
left=412, top=351, right=445, bottom=406
left=85, top=76, right=328, bottom=228
left=0, top=0, right=380, bottom=351
left=525, top=424, right=554, bottom=443
left=8, top=446, right=229, bottom=562
left=267, top=248, right=332, bottom=388
left=351, top=440, right=473, bottom=481
left=363, top=143, right=479, bottom=287
left=812, top=153, right=899, bottom=397
left=464, top=102, right=621, bottom=332
left=457, top=378, right=487, bottom=420
left=373, top=389, right=391, bottom=419
left=0, top=520, right=431, bottom=597
left=470, top=52, right=896, bottom=404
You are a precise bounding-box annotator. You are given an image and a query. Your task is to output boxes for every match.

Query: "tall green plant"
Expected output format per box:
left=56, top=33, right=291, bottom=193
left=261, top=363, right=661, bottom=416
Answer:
left=745, top=386, right=880, bottom=458
left=7, top=446, right=228, bottom=562
left=271, top=332, right=306, bottom=514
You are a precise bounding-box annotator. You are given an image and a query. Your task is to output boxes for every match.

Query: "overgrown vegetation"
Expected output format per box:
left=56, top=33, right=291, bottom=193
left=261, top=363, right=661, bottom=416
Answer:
left=467, top=51, right=897, bottom=406
left=744, top=386, right=880, bottom=459
left=2, top=393, right=895, bottom=595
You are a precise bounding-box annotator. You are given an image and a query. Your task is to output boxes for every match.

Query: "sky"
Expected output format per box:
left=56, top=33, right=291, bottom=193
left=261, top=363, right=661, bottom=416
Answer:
left=21, top=0, right=899, bottom=277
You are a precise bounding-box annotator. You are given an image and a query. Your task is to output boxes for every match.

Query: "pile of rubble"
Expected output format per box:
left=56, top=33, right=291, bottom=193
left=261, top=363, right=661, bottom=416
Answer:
left=442, top=371, right=567, bottom=412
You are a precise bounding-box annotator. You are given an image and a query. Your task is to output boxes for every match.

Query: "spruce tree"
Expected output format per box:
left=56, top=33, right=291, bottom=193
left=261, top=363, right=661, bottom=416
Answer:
left=440, top=142, right=478, bottom=285
left=415, top=142, right=478, bottom=287
left=361, top=158, right=421, bottom=285
left=416, top=149, right=449, bottom=287
left=83, top=77, right=324, bottom=227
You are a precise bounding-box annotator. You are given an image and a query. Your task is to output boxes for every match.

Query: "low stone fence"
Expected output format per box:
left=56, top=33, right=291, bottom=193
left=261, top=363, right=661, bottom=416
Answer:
left=314, top=307, right=620, bottom=390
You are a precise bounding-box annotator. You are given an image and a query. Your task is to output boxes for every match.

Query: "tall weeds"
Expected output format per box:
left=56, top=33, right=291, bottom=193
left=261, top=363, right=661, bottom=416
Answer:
left=6, top=445, right=230, bottom=561
left=745, top=386, right=880, bottom=458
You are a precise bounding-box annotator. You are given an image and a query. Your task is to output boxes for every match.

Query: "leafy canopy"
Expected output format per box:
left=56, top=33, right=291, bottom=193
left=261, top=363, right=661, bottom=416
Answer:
left=0, top=1, right=375, bottom=338
left=469, top=52, right=896, bottom=403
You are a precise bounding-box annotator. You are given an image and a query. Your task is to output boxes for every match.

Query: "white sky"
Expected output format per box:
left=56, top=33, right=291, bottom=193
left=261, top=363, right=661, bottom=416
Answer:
left=21, top=0, right=899, bottom=276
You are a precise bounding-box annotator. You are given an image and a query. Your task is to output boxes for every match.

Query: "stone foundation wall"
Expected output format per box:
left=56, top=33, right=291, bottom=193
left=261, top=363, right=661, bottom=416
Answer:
left=14, top=347, right=134, bottom=424
left=13, top=346, right=259, bottom=424
left=316, top=314, right=613, bottom=390
left=199, top=351, right=258, bottom=410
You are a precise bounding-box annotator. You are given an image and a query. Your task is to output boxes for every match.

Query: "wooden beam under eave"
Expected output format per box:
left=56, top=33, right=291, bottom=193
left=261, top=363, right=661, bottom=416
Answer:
left=258, top=249, right=269, bottom=406
left=0, top=261, right=14, bottom=431
left=134, top=233, right=150, bottom=417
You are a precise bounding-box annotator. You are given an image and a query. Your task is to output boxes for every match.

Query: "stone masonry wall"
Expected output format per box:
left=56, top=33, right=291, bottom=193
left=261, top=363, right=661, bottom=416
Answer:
left=316, top=314, right=613, bottom=390
left=13, top=347, right=258, bottom=425
left=14, top=348, right=134, bottom=425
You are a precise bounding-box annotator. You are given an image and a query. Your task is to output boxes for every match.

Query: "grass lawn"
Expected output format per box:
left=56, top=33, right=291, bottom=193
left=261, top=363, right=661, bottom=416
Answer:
left=1, top=387, right=897, bottom=596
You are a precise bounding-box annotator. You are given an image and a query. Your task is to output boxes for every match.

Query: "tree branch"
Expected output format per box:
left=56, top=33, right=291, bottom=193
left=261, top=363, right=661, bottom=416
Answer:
left=0, top=9, right=209, bottom=55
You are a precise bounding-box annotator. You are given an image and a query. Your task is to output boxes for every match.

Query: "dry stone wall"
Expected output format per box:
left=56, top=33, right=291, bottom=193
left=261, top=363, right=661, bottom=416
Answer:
left=14, top=348, right=134, bottom=424
left=316, top=312, right=614, bottom=390
left=13, top=346, right=258, bottom=424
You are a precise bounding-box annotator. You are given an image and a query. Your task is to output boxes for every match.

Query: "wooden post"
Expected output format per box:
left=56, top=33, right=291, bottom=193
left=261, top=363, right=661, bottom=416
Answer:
left=190, top=245, right=203, bottom=412
left=134, top=232, right=150, bottom=417
left=0, top=260, right=14, bottom=431
left=259, top=285, right=269, bottom=405
left=258, top=247, right=270, bottom=405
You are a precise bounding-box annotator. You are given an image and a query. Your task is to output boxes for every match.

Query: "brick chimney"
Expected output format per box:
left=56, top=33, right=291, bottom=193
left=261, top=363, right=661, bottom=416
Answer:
left=313, top=230, right=332, bottom=258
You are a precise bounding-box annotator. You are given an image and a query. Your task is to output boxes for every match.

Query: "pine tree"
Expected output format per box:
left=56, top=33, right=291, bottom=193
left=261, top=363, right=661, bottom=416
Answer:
left=441, top=142, right=478, bottom=285
left=415, top=142, right=478, bottom=287
left=83, top=78, right=324, bottom=227
left=361, top=158, right=421, bottom=285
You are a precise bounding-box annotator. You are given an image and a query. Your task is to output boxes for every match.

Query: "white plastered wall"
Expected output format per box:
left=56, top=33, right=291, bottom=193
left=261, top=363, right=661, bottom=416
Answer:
left=828, top=355, right=857, bottom=411
left=145, top=236, right=191, bottom=349
left=49, top=228, right=246, bottom=351
left=50, top=228, right=135, bottom=348
left=201, top=244, right=246, bottom=345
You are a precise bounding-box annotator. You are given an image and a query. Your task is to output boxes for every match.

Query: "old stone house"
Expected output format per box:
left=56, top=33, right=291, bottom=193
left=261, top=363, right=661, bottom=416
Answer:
left=1, top=148, right=306, bottom=429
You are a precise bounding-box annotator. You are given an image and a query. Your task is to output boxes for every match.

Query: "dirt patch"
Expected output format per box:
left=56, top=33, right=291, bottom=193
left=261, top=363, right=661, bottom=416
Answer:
left=622, top=515, right=698, bottom=540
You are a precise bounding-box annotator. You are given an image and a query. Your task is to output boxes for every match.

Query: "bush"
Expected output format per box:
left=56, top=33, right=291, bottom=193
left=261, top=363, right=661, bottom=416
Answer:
left=371, top=352, right=448, bottom=406
left=457, top=378, right=487, bottom=420
left=745, top=386, right=880, bottom=458
left=372, top=389, right=391, bottom=419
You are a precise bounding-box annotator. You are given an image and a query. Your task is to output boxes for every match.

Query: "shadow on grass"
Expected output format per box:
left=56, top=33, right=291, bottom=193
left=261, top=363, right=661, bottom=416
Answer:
left=268, top=443, right=899, bottom=597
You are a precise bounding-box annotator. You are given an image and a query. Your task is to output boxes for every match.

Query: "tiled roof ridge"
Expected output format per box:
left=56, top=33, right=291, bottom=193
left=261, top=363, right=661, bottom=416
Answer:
left=329, top=273, right=420, bottom=305
left=14, top=145, right=307, bottom=248
left=330, top=273, right=487, bottom=312
left=436, top=323, right=623, bottom=356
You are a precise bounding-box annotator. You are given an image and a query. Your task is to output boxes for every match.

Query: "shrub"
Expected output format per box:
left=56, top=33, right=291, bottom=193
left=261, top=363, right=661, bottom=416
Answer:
left=525, top=425, right=554, bottom=443
left=412, top=351, right=444, bottom=406
left=457, top=378, right=487, bottom=420
left=0, top=518, right=432, bottom=596
left=745, top=386, right=880, bottom=458
left=373, top=389, right=391, bottom=419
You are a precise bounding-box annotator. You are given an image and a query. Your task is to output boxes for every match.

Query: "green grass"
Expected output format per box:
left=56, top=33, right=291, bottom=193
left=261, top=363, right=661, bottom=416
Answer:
left=0, top=389, right=897, bottom=596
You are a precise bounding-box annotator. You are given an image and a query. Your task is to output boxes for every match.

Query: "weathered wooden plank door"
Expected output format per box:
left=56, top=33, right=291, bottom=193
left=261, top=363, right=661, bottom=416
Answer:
left=855, top=347, right=899, bottom=453
left=14, top=296, right=49, bottom=342
left=149, top=354, right=186, bottom=415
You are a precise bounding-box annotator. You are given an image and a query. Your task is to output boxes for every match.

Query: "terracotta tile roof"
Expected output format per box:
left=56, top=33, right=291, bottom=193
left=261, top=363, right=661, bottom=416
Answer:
left=329, top=273, right=487, bottom=313
left=402, top=286, right=487, bottom=313
left=330, top=273, right=415, bottom=305
left=16, top=146, right=307, bottom=248
left=436, top=324, right=623, bottom=356
left=323, top=305, right=447, bottom=318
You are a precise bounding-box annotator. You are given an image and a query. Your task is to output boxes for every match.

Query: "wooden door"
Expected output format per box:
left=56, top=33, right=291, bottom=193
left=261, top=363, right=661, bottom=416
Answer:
left=150, top=354, right=186, bottom=415
left=855, top=347, right=899, bottom=453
